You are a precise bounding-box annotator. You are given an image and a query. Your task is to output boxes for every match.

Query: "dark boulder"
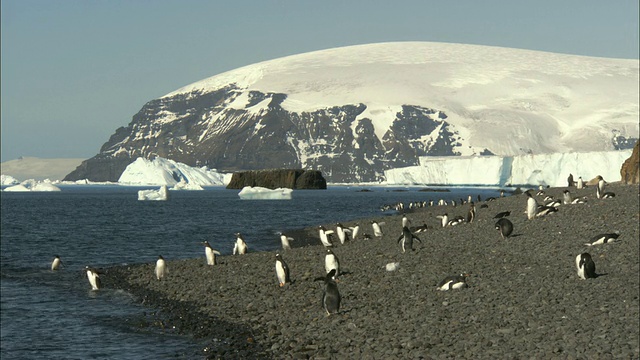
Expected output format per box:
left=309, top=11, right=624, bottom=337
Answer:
left=226, top=169, right=327, bottom=189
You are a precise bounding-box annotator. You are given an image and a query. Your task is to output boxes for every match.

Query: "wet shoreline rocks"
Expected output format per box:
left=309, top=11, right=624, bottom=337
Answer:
left=105, top=183, right=639, bottom=359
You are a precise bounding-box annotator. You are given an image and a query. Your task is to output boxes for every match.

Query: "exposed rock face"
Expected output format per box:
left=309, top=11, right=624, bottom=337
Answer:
left=226, top=169, right=327, bottom=189
left=63, top=86, right=471, bottom=183
left=620, top=141, right=639, bottom=185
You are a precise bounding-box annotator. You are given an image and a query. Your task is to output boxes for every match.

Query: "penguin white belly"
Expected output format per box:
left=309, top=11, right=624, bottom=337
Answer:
left=527, top=198, right=538, bottom=219
left=276, top=262, right=287, bottom=285
left=325, top=256, right=338, bottom=275
left=155, top=259, right=167, bottom=280
left=205, top=247, right=215, bottom=265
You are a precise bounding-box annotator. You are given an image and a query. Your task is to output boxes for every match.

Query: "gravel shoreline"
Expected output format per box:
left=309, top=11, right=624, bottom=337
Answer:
left=104, top=183, right=640, bottom=359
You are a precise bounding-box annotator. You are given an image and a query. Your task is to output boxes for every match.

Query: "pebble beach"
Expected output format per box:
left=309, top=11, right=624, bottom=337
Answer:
left=104, top=183, right=640, bottom=359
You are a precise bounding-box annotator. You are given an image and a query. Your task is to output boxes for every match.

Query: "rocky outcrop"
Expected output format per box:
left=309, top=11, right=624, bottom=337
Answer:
left=226, top=169, right=327, bottom=190
left=620, top=141, right=639, bottom=185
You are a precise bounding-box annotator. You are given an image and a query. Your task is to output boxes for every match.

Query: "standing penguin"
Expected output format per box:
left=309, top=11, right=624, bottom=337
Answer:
left=155, top=255, right=168, bottom=280
left=576, top=253, right=597, bottom=279
left=495, top=218, right=514, bottom=239
left=51, top=255, right=63, bottom=271
left=349, top=224, right=361, bottom=241
left=324, top=249, right=340, bottom=279
left=402, top=214, right=411, bottom=228
left=466, top=202, right=476, bottom=223
left=397, top=226, right=421, bottom=253
left=279, top=233, right=295, bottom=251
left=577, top=176, right=584, bottom=189
left=335, top=223, right=351, bottom=244
left=567, top=173, right=574, bottom=187
left=202, top=241, right=221, bottom=265
left=595, top=176, right=616, bottom=199
left=275, top=253, right=291, bottom=287
left=437, top=213, right=449, bottom=228
left=526, top=191, right=538, bottom=220
left=371, top=220, right=384, bottom=237
left=318, top=226, right=335, bottom=247
left=233, top=233, right=248, bottom=255
left=317, top=269, right=341, bottom=316
left=437, top=273, right=470, bottom=291
left=85, top=266, right=101, bottom=291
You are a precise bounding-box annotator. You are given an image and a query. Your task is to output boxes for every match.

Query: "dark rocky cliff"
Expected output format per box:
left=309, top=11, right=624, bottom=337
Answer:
left=225, top=169, right=326, bottom=189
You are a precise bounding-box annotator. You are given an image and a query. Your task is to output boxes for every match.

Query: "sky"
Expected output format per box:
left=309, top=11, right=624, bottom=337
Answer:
left=1, top=1, right=638, bottom=163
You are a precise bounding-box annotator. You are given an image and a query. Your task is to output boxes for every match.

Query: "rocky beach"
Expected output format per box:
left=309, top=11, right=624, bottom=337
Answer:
left=104, top=183, right=640, bottom=359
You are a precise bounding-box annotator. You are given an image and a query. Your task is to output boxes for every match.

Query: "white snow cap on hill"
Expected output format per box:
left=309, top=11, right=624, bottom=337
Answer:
left=118, top=157, right=230, bottom=186
left=165, top=41, right=638, bottom=155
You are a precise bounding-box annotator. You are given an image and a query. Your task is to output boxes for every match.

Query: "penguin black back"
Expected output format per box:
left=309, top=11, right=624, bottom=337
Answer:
left=321, top=269, right=341, bottom=315
left=495, top=218, right=513, bottom=239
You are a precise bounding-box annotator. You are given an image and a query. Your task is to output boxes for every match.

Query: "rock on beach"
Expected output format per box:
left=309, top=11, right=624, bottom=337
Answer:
left=104, top=183, right=640, bottom=359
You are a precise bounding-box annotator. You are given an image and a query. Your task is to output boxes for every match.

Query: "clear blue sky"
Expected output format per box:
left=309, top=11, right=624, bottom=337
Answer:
left=1, top=0, right=638, bottom=162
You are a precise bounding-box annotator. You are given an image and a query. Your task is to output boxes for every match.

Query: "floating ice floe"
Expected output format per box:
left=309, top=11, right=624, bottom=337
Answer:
left=3, top=180, right=61, bottom=192
left=138, top=185, right=170, bottom=201
left=238, top=186, right=293, bottom=200
left=170, top=180, right=204, bottom=191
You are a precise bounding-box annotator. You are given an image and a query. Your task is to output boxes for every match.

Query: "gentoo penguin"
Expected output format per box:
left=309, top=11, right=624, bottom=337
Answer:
left=495, top=218, right=514, bottom=239
left=576, top=253, right=596, bottom=279
left=233, top=233, right=248, bottom=255
left=526, top=191, right=538, bottom=220
left=85, top=266, right=101, bottom=291
left=155, top=255, right=168, bottom=280
left=448, top=215, right=465, bottom=226
left=325, top=249, right=340, bottom=279
left=275, top=253, right=291, bottom=287
left=349, top=224, right=360, bottom=241
left=466, top=202, right=476, bottom=223
left=585, top=232, right=620, bottom=246
left=411, top=223, right=431, bottom=233
left=318, top=226, right=335, bottom=247
left=51, top=255, right=63, bottom=271
left=595, top=176, right=616, bottom=199
left=335, top=223, right=351, bottom=244
left=437, top=273, right=470, bottom=291
left=545, top=198, right=562, bottom=208
left=437, top=213, right=449, bottom=228
left=493, top=211, right=511, bottom=219
left=371, top=220, right=384, bottom=237
left=567, top=173, right=574, bottom=187
left=536, top=205, right=558, bottom=217
left=397, top=226, right=421, bottom=253
left=279, top=233, right=295, bottom=251
left=319, top=269, right=340, bottom=315
left=562, top=190, right=587, bottom=205
left=577, top=176, right=584, bottom=189
left=202, top=241, right=221, bottom=265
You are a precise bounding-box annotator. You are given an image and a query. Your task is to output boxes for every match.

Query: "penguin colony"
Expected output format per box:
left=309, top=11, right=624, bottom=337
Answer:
left=53, top=174, right=636, bottom=358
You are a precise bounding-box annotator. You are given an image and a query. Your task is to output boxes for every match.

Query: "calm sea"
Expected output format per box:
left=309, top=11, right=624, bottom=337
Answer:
left=0, top=185, right=503, bottom=359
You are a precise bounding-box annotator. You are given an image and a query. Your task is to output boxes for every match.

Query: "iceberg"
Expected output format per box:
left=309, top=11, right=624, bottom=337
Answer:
left=2, top=179, right=62, bottom=192
left=119, top=157, right=229, bottom=187
left=3, top=184, right=32, bottom=192
left=384, top=150, right=633, bottom=187
left=138, top=185, right=170, bottom=201
left=238, top=186, right=293, bottom=200
left=1, top=175, right=20, bottom=186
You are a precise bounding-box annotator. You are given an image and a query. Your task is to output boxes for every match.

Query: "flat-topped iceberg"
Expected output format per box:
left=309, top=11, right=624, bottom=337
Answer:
left=238, top=186, right=293, bottom=200
left=138, top=185, right=170, bottom=201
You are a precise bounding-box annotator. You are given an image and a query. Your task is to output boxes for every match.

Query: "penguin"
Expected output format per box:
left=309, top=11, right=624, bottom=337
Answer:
left=585, top=232, right=620, bottom=246
left=51, top=255, right=63, bottom=271
left=324, top=249, right=340, bottom=279
left=397, top=226, right=421, bottom=253
left=526, top=191, right=538, bottom=220
left=480, top=204, right=489, bottom=209
left=349, top=224, right=360, bottom=241
left=402, top=214, right=411, bottom=228
left=335, top=223, right=351, bottom=244
left=318, top=226, right=335, bottom=247
left=319, top=269, right=340, bottom=316
left=275, top=253, right=291, bottom=287
left=493, top=211, right=511, bottom=219
left=233, top=233, right=248, bottom=255
left=202, top=241, right=221, bottom=265
left=155, top=255, right=168, bottom=280
left=448, top=215, right=465, bottom=226
left=411, top=223, right=431, bottom=233
left=545, top=198, right=562, bottom=208
left=466, top=202, right=476, bottom=223
left=577, top=176, right=584, bottom=189
left=371, top=220, right=384, bottom=237
left=567, top=173, right=574, bottom=187
left=279, top=233, right=295, bottom=251
left=576, top=253, right=596, bottom=279
left=536, top=205, right=558, bottom=217
left=437, top=213, right=449, bottom=228
left=437, top=273, right=470, bottom=291
left=85, top=266, right=101, bottom=291
left=495, top=218, right=514, bottom=239
left=596, top=175, right=606, bottom=199
left=563, top=190, right=587, bottom=204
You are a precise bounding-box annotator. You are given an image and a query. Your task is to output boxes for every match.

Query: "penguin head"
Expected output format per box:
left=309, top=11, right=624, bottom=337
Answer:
left=275, top=253, right=282, bottom=261
left=326, top=269, right=337, bottom=280
left=158, top=255, right=164, bottom=260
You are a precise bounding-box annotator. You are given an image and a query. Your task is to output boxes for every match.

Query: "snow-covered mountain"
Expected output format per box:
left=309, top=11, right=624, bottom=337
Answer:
left=63, top=42, right=639, bottom=183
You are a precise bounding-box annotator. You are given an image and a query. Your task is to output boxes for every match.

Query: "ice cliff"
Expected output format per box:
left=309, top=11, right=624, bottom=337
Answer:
left=384, top=150, right=634, bottom=187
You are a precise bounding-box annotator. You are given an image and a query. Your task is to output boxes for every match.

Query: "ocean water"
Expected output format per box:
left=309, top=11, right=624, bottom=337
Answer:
left=0, top=185, right=503, bottom=359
